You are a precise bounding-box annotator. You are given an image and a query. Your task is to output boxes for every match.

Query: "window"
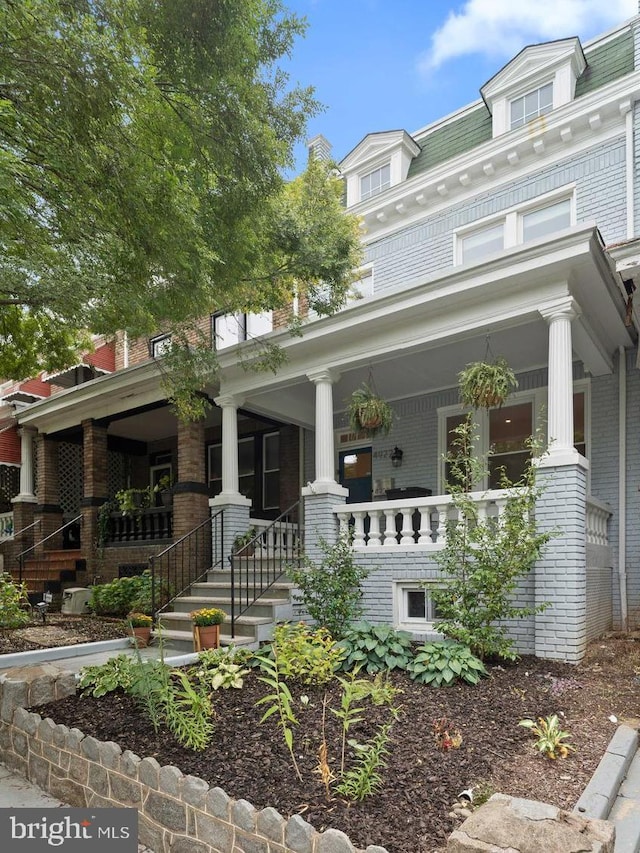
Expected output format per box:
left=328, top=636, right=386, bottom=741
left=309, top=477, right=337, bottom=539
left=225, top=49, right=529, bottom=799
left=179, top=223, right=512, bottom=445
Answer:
left=460, top=222, right=504, bottom=264
left=522, top=199, right=571, bottom=243
left=263, top=432, right=280, bottom=510
left=488, top=402, right=533, bottom=488
left=360, top=164, right=390, bottom=201
left=150, top=334, right=171, bottom=357
left=395, top=583, right=443, bottom=633
left=457, top=193, right=573, bottom=265
left=212, top=311, right=273, bottom=350
left=510, top=83, right=553, bottom=129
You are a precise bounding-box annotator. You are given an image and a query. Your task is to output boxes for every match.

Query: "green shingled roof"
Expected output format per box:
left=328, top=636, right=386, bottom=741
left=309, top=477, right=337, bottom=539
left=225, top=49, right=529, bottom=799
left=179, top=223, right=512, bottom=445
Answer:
left=407, top=29, right=634, bottom=180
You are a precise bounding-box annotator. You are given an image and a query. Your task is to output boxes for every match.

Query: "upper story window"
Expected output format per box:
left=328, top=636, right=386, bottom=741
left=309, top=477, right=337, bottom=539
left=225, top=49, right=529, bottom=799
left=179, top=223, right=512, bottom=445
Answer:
left=360, top=164, right=391, bottom=201
left=510, top=82, right=553, bottom=130
left=457, top=192, right=574, bottom=265
left=150, top=334, right=171, bottom=357
left=212, top=311, right=272, bottom=350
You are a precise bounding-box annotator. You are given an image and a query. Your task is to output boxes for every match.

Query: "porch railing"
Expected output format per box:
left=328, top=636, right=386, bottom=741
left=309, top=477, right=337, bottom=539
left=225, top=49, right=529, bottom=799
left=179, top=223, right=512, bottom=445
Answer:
left=106, top=507, right=172, bottom=544
left=229, top=502, right=302, bottom=638
left=150, top=510, right=223, bottom=616
left=335, top=490, right=515, bottom=549
left=0, top=511, right=13, bottom=540
left=586, top=496, right=611, bottom=546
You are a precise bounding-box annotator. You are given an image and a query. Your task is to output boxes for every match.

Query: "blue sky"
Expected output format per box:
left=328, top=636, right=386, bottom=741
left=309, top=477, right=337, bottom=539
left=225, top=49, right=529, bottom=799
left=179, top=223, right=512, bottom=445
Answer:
left=282, top=0, right=638, bottom=171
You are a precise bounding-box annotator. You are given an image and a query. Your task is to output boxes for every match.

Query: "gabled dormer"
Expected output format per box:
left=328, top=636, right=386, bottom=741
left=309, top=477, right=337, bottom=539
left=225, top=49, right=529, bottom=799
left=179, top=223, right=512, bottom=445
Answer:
left=340, top=130, right=420, bottom=208
left=480, top=37, right=587, bottom=137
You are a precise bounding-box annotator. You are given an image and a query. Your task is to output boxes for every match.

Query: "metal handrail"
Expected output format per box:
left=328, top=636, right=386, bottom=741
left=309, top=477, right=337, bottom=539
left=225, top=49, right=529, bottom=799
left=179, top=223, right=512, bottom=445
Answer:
left=11, top=518, right=42, bottom=540
left=16, top=514, right=83, bottom=583
left=150, top=510, right=224, bottom=616
left=229, top=501, right=302, bottom=638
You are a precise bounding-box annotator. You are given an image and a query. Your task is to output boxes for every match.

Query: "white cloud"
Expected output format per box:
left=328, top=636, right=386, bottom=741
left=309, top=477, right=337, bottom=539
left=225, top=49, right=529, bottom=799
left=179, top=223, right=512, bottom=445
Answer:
left=419, top=0, right=638, bottom=72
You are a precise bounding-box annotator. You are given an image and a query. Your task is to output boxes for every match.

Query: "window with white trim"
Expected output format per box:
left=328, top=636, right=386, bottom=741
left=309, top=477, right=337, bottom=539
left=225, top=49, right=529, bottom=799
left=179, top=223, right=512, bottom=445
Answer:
left=395, top=583, right=444, bottom=633
left=263, top=432, right=280, bottom=510
left=510, top=82, right=553, bottom=129
left=456, top=193, right=574, bottom=265
left=360, top=164, right=390, bottom=201
left=150, top=334, right=172, bottom=357
left=212, top=311, right=273, bottom=350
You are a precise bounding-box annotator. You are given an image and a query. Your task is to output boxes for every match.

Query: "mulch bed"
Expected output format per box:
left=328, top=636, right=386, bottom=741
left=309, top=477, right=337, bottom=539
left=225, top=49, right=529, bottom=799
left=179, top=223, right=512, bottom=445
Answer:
left=0, top=614, right=127, bottom=654
left=33, top=636, right=640, bottom=853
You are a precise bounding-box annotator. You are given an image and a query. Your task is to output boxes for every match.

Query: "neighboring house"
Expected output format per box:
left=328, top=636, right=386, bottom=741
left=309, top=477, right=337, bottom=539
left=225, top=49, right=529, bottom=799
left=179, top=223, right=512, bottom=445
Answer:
left=5, top=12, right=640, bottom=660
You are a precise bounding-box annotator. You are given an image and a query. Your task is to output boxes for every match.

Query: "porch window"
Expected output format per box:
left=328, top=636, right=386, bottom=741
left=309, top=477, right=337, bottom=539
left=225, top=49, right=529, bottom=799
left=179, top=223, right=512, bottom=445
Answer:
left=263, top=432, right=280, bottom=510
left=207, top=437, right=255, bottom=501
left=488, top=402, right=533, bottom=488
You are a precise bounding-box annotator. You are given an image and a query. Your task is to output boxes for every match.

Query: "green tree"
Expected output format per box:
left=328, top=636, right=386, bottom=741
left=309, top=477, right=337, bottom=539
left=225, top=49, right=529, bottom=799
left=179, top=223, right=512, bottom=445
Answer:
left=0, top=0, right=361, bottom=391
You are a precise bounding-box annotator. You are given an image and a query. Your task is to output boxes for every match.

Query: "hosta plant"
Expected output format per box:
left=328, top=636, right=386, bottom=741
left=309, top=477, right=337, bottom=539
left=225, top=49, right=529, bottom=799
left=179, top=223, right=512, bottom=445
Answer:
left=519, top=714, right=574, bottom=759
left=408, top=641, right=487, bottom=687
left=337, top=621, right=414, bottom=674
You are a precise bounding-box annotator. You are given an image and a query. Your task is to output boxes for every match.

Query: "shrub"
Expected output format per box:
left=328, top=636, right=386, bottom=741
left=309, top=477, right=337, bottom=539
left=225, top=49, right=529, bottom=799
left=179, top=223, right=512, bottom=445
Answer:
left=337, top=621, right=414, bottom=674
left=0, top=572, right=30, bottom=629
left=408, top=641, right=487, bottom=687
left=288, top=534, right=369, bottom=639
left=89, top=571, right=152, bottom=617
left=258, top=623, right=344, bottom=686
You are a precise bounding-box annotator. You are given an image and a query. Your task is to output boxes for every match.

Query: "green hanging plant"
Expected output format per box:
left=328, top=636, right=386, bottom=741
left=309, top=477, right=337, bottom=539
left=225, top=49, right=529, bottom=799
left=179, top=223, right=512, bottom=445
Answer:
left=347, top=383, right=394, bottom=438
left=458, top=357, right=518, bottom=411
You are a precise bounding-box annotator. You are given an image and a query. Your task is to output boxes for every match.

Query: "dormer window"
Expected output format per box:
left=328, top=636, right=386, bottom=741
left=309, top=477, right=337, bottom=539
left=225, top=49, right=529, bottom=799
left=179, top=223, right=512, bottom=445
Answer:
left=360, top=164, right=391, bottom=201
left=510, top=82, right=553, bottom=129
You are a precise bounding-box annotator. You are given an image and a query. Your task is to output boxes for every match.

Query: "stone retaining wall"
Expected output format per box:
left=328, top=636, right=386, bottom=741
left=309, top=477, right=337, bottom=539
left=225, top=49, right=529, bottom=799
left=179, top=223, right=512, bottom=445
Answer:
left=0, top=664, right=390, bottom=853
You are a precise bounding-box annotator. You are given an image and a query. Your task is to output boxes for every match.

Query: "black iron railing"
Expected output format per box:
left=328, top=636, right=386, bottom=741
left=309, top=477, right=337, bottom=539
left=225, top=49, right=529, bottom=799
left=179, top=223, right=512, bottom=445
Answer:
left=150, top=510, right=223, bottom=616
left=230, top=502, right=302, bottom=638
left=16, top=514, right=83, bottom=595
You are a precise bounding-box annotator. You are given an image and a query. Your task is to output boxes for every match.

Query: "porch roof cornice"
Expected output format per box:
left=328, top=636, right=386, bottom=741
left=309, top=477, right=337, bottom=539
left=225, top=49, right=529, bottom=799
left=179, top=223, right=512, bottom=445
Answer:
left=15, top=359, right=167, bottom=433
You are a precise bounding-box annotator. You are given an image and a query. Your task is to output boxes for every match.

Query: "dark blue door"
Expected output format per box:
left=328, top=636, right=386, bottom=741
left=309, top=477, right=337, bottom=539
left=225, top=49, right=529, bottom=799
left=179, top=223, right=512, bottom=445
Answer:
left=339, top=447, right=372, bottom=504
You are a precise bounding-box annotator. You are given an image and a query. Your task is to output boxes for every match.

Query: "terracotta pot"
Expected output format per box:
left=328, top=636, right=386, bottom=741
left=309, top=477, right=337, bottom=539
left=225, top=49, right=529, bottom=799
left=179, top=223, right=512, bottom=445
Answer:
left=131, top=626, right=151, bottom=648
left=358, top=408, right=382, bottom=429
left=193, top=624, right=220, bottom=651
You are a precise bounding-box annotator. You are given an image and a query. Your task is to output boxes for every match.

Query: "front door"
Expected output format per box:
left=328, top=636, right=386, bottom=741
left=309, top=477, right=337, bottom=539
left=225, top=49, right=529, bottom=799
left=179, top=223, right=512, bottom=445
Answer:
left=339, top=447, right=372, bottom=504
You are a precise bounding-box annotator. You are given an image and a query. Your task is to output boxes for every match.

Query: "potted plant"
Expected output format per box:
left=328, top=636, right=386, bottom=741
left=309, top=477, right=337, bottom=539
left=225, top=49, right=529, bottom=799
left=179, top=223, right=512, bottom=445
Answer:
left=127, top=612, right=153, bottom=648
left=458, top=357, right=518, bottom=411
left=232, top=527, right=258, bottom=556
left=115, top=487, right=152, bottom=517
left=191, top=607, right=225, bottom=650
left=153, top=474, right=174, bottom=508
left=347, top=383, right=394, bottom=438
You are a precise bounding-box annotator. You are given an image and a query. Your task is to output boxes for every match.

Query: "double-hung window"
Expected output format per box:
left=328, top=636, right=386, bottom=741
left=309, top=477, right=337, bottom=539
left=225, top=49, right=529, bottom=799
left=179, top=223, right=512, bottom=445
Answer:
left=150, top=334, right=172, bottom=358
left=510, top=83, right=553, bottom=129
left=212, top=311, right=272, bottom=350
left=460, top=222, right=504, bottom=264
left=521, top=198, right=571, bottom=243
left=360, top=164, right=391, bottom=201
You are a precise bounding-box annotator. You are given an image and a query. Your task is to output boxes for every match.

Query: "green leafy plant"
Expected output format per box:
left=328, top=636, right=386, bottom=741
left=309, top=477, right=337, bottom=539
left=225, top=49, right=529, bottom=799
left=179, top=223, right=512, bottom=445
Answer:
left=78, top=654, right=136, bottom=698
left=458, top=357, right=518, bottom=411
left=408, top=641, right=487, bottom=687
left=519, top=714, right=574, bottom=759
left=431, top=411, right=552, bottom=660
left=190, top=607, right=225, bottom=626
left=288, top=534, right=369, bottom=639
left=334, top=721, right=393, bottom=801
left=163, top=670, right=214, bottom=751
left=193, top=649, right=250, bottom=690
left=232, top=527, right=258, bottom=554
left=115, top=486, right=152, bottom=516
left=337, top=621, right=414, bottom=674
left=254, top=651, right=302, bottom=781
left=89, top=571, right=153, bottom=617
left=347, top=382, right=394, bottom=437
left=0, top=572, right=30, bottom=629
left=258, top=623, right=344, bottom=686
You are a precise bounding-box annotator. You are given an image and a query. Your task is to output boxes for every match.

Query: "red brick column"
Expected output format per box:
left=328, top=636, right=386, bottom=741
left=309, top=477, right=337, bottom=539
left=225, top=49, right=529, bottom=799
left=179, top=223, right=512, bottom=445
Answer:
left=35, top=435, right=63, bottom=553
left=81, top=419, right=109, bottom=575
left=173, top=420, right=209, bottom=539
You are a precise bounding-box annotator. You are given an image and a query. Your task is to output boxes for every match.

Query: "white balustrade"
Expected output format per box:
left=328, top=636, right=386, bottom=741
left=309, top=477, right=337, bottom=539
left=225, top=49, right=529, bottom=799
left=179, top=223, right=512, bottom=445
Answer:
left=251, top=517, right=300, bottom=555
left=333, top=490, right=520, bottom=550
left=0, top=512, right=14, bottom=540
left=586, top=497, right=611, bottom=547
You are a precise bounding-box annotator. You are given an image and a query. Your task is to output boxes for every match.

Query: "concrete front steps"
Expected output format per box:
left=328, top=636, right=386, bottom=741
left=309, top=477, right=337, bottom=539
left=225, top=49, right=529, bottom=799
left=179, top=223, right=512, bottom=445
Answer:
left=574, top=724, right=640, bottom=852
left=154, top=565, right=295, bottom=652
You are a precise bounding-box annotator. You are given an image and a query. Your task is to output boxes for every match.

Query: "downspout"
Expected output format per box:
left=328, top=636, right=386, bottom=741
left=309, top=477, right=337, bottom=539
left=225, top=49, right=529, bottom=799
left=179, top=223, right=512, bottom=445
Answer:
left=626, top=107, right=634, bottom=240
left=619, top=346, right=628, bottom=631
left=123, top=331, right=130, bottom=368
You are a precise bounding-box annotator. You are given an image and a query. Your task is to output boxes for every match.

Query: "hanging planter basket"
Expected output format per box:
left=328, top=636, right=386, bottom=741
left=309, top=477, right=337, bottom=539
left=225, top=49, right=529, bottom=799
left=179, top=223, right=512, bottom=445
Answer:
left=347, top=383, right=394, bottom=438
left=458, top=357, right=518, bottom=411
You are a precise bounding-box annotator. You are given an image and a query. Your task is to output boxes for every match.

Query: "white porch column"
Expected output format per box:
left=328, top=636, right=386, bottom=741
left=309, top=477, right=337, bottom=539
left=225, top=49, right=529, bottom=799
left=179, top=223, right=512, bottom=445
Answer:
left=539, top=297, right=582, bottom=466
left=14, top=427, right=37, bottom=502
left=306, top=368, right=343, bottom=488
left=211, top=393, right=251, bottom=507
